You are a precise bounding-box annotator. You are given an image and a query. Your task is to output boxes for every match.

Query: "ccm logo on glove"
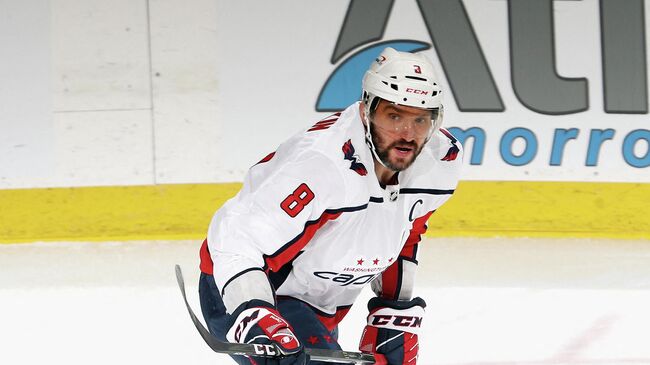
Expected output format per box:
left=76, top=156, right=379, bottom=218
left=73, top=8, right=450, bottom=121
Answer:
left=370, top=314, right=423, bottom=328
left=367, top=305, right=425, bottom=335
left=253, top=343, right=279, bottom=355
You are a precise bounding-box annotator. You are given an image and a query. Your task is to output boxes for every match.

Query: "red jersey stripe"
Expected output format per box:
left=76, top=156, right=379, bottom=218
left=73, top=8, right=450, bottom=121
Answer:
left=380, top=211, right=434, bottom=299
left=199, top=239, right=213, bottom=275
left=379, top=260, right=401, bottom=300
left=317, top=307, right=351, bottom=332
left=200, top=204, right=369, bottom=280
left=401, top=211, right=434, bottom=260
left=264, top=211, right=343, bottom=273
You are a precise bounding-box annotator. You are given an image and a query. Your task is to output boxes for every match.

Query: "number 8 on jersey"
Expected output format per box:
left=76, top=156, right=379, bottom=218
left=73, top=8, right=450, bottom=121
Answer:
left=280, top=183, right=315, bottom=218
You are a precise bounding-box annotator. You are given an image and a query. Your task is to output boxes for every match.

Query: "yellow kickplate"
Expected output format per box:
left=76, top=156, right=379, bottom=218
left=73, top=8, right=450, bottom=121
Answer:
left=428, top=181, right=650, bottom=239
left=0, top=183, right=241, bottom=243
left=1, top=181, right=648, bottom=243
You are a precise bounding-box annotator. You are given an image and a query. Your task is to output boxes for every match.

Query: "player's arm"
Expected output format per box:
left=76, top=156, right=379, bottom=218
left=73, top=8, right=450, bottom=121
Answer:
left=205, top=151, right=341, bottom=363
left=360, top=128, right=464, bottom=364
left=359, top=210, right=434, bottom=364
left=372, top=210, right=433, bottom=300
left=209, top=154, right=342, bottom=308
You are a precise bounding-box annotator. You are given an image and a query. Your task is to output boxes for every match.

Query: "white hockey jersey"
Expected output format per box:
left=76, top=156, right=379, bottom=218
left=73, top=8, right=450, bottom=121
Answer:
left=200, top=102, right=462, bottom=330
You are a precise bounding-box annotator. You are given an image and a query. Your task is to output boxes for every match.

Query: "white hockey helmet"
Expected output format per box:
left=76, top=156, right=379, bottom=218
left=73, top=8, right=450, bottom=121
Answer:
left=361, top=47, right=443, bottom=133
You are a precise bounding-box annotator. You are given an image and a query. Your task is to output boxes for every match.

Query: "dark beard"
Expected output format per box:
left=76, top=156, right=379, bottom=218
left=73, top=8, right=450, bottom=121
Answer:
left=371, top=131, right=424, bottom=172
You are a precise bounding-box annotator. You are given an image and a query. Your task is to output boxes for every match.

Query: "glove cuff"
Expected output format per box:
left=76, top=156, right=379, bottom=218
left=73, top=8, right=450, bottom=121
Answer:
left=368, top=296, right=426, bottom=311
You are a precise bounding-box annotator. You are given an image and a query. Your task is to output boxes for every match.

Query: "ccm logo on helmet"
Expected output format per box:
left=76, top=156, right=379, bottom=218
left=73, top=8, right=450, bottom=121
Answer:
left=371, top=314, right=423, bottom=328
left=405, top=88, right=429, bottom=95
left=313, top=271, right=379, bottom=286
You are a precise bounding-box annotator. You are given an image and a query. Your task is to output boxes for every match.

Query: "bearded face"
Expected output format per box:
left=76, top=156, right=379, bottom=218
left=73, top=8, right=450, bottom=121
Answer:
left=371, top=129, right=425, bottom=171
left=367, top=101, right=432, bottom=171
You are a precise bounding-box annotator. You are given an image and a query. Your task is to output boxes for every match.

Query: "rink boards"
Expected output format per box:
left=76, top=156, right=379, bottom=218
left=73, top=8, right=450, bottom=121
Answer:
left=1, top=181, right=649, bottom=243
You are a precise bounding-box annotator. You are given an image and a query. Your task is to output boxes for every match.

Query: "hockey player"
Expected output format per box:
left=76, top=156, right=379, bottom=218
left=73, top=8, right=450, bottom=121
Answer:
left=198, top=47, right=463, bottom=364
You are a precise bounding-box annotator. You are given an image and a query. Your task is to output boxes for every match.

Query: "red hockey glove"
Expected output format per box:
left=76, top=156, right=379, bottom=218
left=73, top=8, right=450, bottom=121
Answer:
left=359, top=297, right=426, bottom=365
left=226, top=300, right=308, bottom=365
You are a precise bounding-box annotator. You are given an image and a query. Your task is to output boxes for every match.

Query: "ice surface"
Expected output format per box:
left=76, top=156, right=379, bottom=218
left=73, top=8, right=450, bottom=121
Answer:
left=1, top=238, right=649, bottom=365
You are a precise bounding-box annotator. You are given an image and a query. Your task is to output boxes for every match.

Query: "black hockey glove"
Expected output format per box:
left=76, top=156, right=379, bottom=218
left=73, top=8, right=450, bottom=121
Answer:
left=226, top=299, right=309, bottom=365
left=359, top=296, right=426, bottom=365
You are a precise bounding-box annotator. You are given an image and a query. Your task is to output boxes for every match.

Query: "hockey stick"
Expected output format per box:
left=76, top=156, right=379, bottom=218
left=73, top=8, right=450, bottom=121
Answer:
left=175, top=265, right=375, bottom=364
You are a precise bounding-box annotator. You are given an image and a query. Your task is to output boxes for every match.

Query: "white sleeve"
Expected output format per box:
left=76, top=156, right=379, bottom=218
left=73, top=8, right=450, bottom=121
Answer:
left=207, top=149, right=344, bottom=312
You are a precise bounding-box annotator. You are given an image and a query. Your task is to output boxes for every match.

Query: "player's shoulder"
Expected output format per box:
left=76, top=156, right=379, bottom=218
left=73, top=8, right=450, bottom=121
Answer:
left=434, top=126, right=463, bottom=151
left=302, top=103, right=361, bottom=148
left=276, top=103, right=375, bottom=202
left=260, top=103, right=363, bottom=183
left=281, top=104, right=366, bottom=168
left=423, top=127, right=464, bottom=164
left=405, top=127, right=463, bottom=189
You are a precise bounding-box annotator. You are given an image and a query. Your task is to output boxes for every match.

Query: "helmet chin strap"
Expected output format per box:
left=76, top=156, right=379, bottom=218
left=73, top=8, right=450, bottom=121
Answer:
left=362, top=104, right=391, bottom=170
left=365, top=122, right=391, bottom=170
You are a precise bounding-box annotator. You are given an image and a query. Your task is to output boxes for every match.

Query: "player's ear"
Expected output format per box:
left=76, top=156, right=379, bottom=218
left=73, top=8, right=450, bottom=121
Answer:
left=359, top=102, right=368, bottom=126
